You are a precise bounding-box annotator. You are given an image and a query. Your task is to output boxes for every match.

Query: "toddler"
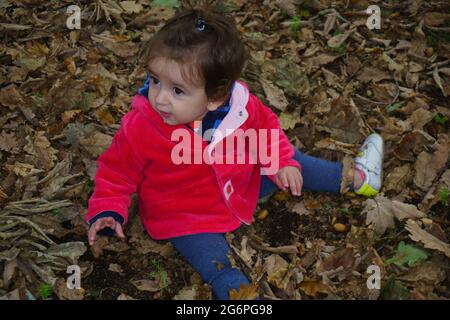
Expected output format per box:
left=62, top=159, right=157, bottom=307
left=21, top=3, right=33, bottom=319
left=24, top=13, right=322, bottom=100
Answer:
left=85, top=8, right=383, bottom=300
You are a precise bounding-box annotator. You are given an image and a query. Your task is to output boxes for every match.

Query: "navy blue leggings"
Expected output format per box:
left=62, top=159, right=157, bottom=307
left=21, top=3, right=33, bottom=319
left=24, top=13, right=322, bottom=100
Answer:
left=170, top=149, right=343, bottom=299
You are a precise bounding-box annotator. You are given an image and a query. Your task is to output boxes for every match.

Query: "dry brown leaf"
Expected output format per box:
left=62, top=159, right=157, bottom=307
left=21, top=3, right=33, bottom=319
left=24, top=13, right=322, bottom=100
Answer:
left=24, top=131, right=58, bottom=171
left=414, top=135, right=450, bottom=190
left=131, top=279, right=161, bottom=292
left=298, top=278, right=330, bottom=297
left=0, top=130, right=19, bottom=153
left=357, top=67, right=391, bottom=83
left=304, top=53, right=339, bottom=69
left=117, top=293, right=137, bottom=300
left=316, top=247, right=355, bottom=273
left=384, top=164, right=413, bottom=193
left=80, top=132, right=113, bottom=158
left=61, top=110, right=82, bottom=124
left=54, top=278, right=85, bottom=300
left=120, top=1, right=143, bottom=14
left=263, top=254, right=289, bottom=289
left=409, top=20, right=427, bottom=57
left=397, top=261, right=446, bottom=285
left=260, top=79, right=289, bottom=112
left=405, top=220, right=450, bottom=258
left=410, top=108, right=433, bottom=130
left=327, top=29, right=353, bottom=48
left=363, top=195, right=425, bottom=235
left=394, top=130, right=434, bottom=161
left=318, top=97, right=369, bottom=144
left=95, top=108, right=116, bottom=125
left=279, top=111, right=301, bottom=130
left=423, top=12, right=450, bottom=27
left=314, top=137, right=358, bottom=155
left=0, top=84, right=25, bottom=110
left=289, top=201, right=312, bottom=216
left=229, top=283, right=259, bottom=300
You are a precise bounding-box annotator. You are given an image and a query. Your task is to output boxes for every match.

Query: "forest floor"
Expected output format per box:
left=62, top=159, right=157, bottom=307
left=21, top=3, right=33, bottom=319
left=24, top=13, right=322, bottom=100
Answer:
left=0, top=0, right=449, bottom=300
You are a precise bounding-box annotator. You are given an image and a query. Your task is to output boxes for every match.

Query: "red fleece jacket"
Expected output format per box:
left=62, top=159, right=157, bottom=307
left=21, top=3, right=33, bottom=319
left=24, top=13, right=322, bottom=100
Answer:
left=85, top=81, right=301, bottom=239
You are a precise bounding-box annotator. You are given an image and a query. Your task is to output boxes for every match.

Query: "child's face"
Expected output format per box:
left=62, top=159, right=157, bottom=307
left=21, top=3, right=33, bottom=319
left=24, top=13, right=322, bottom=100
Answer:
left=147, top=58, right=224, bottom=126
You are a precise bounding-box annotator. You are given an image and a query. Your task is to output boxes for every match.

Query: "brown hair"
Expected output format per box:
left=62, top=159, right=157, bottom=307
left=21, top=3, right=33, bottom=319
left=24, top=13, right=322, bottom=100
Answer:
left=144, top=8, right=248, bottom=101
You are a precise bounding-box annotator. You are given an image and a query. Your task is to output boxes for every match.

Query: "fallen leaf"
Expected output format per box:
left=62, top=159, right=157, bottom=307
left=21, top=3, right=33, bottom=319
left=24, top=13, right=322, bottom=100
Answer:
left=108, top=263, right=124, bottom=273
left=357, top=67, right=391, bottom=83
left=298, top=278, right=330, bottom=297
left=0, top=130, right=19, bottom=153
left=131, top=279, right=161, bottom=292
left=117, top=293, right=137, bottom=300
left=54, top=278, right=85, bottom=300
left=120, top=1, right=143, bottom=14
left=385, top=241, right=429, bottom=267
left=405, top=220, right=450, bottom=258
left=279, top=111, right=301, bottom=130
left=363, top=196, right=425, bottom=235
left=317, top=247, right=354, bottom=273
left=263, top=254, right=289, bottom=289
left=80, top=132, right=113, bottom=158
left=384, top=164, right=413, bottom=193
left=327, top=29, right=353, bottom=48
left=260, top=79, right=289, bottom=111
left=229, top=283, right=259, bottom=300
left=414, top=135, right=449, bottom=190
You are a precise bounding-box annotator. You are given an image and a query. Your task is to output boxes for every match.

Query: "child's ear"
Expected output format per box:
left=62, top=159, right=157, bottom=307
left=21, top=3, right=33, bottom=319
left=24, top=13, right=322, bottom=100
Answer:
left=206, top=98, right=226, bottom=111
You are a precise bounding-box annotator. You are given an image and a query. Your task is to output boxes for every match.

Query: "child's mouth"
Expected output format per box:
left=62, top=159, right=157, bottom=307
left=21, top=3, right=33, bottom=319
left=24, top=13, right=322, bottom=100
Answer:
left=159, top=111, right=171, bottom=118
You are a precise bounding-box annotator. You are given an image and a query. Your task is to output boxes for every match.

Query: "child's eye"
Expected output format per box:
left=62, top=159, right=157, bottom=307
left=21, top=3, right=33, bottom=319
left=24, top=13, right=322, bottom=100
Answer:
left=173, top=87, right=184, bottom=96
left=150, top=77, right=160, bottom=86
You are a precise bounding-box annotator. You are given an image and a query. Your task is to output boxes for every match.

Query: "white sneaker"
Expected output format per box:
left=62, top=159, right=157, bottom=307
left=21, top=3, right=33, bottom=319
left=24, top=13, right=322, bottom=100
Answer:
left=354, top=133, right=384, bottom=197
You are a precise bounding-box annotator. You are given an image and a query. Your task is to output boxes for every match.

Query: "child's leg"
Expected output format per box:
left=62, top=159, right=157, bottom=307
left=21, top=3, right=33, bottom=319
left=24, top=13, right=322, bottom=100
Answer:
left=260, top=148, right=343, bottom=198
left=259, top=133, right=384, bottom=198
left=170, top=233, right=250, bottom=300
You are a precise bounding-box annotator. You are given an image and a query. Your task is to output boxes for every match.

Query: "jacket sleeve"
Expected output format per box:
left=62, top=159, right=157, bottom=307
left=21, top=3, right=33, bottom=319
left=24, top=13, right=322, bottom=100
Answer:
left=85, top=111, right=147, bottom=224
left=247, top=95, right=301, bottom=181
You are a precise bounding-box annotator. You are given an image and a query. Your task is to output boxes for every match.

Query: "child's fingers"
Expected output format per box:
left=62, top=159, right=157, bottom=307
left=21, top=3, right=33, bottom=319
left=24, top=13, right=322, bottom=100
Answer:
left=88, top=224, right=97, bottom=246
left=274, top=174, right=285, bottom=191
left=280, top=173, right=289, bottom=189
left=295, top=172, right=303, bottom=196
left=115, top=222, right=125, bottom=238
left=287, top=173, right=299, bottom=196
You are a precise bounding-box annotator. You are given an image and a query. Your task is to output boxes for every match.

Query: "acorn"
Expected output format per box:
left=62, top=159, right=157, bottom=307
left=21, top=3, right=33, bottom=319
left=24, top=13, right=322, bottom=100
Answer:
left=333, top=223, right=348, bottom=233
left=425, top=47, right=434, bottom=57
left=257, top=209, right=269, bottom=220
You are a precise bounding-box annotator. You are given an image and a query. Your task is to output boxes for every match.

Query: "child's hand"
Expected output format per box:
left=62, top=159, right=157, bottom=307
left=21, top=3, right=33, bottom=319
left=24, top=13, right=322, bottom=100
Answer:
left=88, top=217, right=125, bottom=246
left=274, top=166, right=303, bottom=196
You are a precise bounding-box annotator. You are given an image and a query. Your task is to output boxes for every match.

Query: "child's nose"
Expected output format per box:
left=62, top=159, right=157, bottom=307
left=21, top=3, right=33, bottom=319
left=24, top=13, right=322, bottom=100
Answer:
left=155, top=89, right=170, bottom=105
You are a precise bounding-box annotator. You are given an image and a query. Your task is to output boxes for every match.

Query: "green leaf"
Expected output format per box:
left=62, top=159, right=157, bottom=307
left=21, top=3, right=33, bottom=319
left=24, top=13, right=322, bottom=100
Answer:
left=438, top=186, right=449, bottom=207
left=152, top=0, right=179, bottom=7
left=386, top=101, right=405, bottom=114
left=385, top=241, right=428, bottom=267
left=433, top=114, right=448, bottom=125
left=291, top=16, right=300, bottom=33
left=380, top=277, right=410, bottom=300
left=38, top=283, right=53, bottom=299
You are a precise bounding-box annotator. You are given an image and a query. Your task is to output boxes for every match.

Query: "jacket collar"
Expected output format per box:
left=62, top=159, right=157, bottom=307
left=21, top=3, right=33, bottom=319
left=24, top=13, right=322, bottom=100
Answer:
left=207, top=81, right=249, bottom=155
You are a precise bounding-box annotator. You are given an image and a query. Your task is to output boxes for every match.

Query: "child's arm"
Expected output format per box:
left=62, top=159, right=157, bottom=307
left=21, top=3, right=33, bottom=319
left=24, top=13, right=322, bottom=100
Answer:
left=85, top=111, right=147, bottom=241
left=249, top=95, right=303, bottom=195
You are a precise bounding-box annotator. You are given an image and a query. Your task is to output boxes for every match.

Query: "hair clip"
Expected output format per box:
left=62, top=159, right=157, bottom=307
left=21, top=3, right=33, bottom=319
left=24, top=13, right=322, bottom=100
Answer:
left=197, top=18, right=206, bottom=32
